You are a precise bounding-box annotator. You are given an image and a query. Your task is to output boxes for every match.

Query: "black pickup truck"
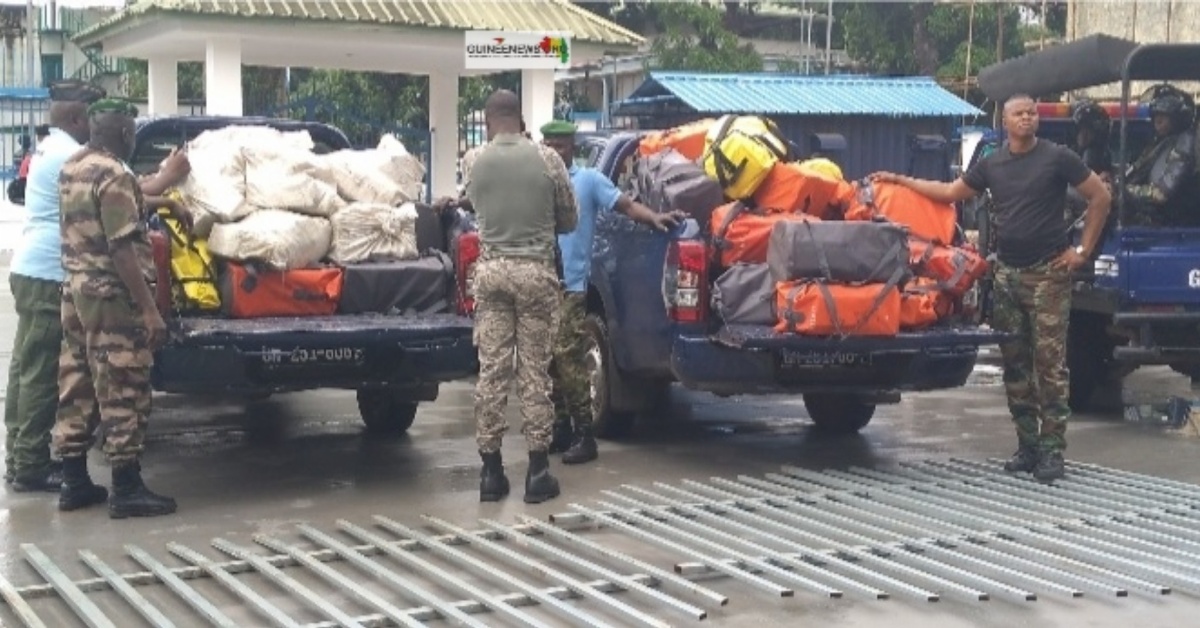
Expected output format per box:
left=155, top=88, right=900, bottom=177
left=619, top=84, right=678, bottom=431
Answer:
left=132, top=116, right=480, bottom=434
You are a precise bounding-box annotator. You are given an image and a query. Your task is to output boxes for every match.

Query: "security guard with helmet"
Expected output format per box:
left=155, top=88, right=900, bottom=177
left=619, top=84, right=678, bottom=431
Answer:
left=1071, top=99, right=1113, bottom=180
left=1124, top=83, right=1199, bottom=227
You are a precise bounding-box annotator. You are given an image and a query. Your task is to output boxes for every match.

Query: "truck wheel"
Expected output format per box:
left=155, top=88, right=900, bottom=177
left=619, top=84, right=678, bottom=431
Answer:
left=583, top=314, right=636, bottom=438
left=802, top=393, right=876, bottom=434
left=1067, top=314, right=1109, bottom=412
left=356, top=389, right=418, bottom=435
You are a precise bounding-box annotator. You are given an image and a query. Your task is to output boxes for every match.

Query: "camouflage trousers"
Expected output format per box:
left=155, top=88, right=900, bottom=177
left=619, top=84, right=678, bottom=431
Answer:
left=550, top=292, right=592, bottom=428
left=473, top=258, right=562, bottom=453
left=52, top=288, right=153, bottom=465
left=991, top=259, right=1072, bottom=452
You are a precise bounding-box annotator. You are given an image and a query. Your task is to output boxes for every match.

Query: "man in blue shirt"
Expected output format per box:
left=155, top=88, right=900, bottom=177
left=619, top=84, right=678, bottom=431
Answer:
left=539, top=120, right=684, bottom=464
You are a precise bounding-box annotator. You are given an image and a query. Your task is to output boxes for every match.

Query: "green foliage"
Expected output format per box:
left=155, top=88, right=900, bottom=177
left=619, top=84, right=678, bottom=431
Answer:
left=648, top=3, right=763, bottom=72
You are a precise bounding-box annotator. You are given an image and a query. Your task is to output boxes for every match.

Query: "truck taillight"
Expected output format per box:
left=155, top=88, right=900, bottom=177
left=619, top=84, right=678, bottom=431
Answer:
left=665, top=240, right=708, bottom=323
left=456, top=231, right=481, bottom=315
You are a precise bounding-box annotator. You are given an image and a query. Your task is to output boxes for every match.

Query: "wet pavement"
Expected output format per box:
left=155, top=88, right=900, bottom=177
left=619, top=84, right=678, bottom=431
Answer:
left=1, top=268, right=1200, bottom=626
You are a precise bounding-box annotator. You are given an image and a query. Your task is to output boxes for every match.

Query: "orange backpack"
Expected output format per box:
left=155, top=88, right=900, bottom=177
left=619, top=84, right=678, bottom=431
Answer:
left=774, top=281, right=901, bottom=337
left=908, top=238, right=989, bottom=297
left=637, top=119, right=716, bottom=161
left=900, top=278, right=953, bottom=330
left=710, top=201, right=819, bottom=267
left=751, top=161, right=847, bottom=218
left=846, top=180, right=958, bottom=244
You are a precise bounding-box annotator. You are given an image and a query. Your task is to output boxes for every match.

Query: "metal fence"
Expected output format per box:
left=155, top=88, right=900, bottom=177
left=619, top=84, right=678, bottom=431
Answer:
left=0, top=88, right=49, bottom=182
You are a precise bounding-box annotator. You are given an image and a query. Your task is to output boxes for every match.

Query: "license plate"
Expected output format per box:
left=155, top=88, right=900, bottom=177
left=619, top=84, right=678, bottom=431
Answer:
left=777, top=347, right=873, bottom=369
left=260, top=347, right=365, bottom=366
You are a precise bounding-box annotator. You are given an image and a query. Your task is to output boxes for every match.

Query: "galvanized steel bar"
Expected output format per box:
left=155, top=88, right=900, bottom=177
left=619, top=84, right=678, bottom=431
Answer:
left=79, top=551, right=176, bottom=628
left=210, top=539, right=366, bottom=628
left=126, top=545, right=240, bottom=628
left=0, top=570, right=47, bottom=628
left=565, top=502, right=795, bottom=597
left=477, top=518, right=709, bottom=620
left=297, top=524, right=490, bottom=628
left=515, top=515, right=730, bottom=608
left=252, top=536, right=427, bottom=628
left=1065, top=460, right=1200, bottom=500
left=20, top=544, right=117, bottom=628
left=167, top=543, right=302, bottom=628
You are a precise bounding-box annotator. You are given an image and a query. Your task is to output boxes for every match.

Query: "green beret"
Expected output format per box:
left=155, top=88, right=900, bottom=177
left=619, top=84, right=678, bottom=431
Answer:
left=87, top=98, right=139, bottom=118
left=49, top=79, right=107, bottom=104
left=540, top=120, right=577, bottom=137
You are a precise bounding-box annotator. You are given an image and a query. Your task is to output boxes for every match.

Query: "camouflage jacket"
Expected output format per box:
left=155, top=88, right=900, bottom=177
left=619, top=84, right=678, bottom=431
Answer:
left=59, top=147, right=155, bottom=298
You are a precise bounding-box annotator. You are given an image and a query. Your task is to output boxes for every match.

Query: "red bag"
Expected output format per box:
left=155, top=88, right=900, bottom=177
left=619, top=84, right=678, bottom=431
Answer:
left=751, top=161, right=845, bottom=218
left=638, top=119, right=716, bottom=161
left=149, top=230, right=172, bottom=318
left=846, top=180, right=958, bottom=244
left=774, top=281, right=901, bottom=337
left=908, top=238, right=988, bottom=297
left=222, top=263, right=343, bottom=319
left=710, top=201, right=819, bottom=267
left=900, top=278, right=953, bottom=330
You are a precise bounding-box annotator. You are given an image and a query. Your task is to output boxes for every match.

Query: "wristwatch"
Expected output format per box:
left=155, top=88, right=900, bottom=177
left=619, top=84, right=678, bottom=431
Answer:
left=1074, top=245, right=1086, bottom=256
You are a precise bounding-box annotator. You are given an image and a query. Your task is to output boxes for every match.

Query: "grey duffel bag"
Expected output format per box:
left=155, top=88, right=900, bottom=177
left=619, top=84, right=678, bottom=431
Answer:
left=711, top=263, right=775, bottom=325
left=766, top=219, right=911, bottom=285
left=633, top=148, right=725, bottom=230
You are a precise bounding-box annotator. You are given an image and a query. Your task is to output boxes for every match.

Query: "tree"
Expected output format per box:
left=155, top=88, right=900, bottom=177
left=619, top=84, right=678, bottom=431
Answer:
left=648, top=3, right=763, bottom=72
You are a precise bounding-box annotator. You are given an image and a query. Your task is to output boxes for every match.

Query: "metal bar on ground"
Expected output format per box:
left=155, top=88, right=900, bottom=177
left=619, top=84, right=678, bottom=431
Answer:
left=20, top=544, right=117, bottom=628
left=167, top=543, right=302, bottom=628
left=126, top=545, right=240, bottom=628
left=0, top=570, right=47, bottom=628
left=79, top=551, right=177, bottom=628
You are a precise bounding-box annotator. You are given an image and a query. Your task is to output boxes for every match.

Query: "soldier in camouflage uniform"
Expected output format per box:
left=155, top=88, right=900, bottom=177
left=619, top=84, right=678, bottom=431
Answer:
left=465, top=91, right=577, bottom=504
left=1124, top=84, right=1199, bottom=227
left=538, top=120, right=685, bottom=464
left=871, top=94, right=1111, bottom=482
left=54, top=98, right=178, bottom=518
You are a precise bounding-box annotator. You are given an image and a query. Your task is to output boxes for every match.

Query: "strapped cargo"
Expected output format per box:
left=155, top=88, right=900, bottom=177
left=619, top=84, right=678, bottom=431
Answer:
left=711, top=263, right=775, bottom=325
left=774, top=281, right=902, bottom=337
left=633, top=148, right=725, bottom=230
left=766, top=219, right=910, bottom=285
left=909, top=238, right=989, bottom=296
left=638, top=118, right=716, bottom=161
left=845, top=179, right=959, bottom=245
left=160, top=212, right=221, bottom=313
left=221, top=263, right=344, bottom=319
left=901, top=278, right=954, bottom=330
left=702, top=115, right=792, bottom=200
left=709, top=201, right=819, bottom=267
left=751, top=161, right=850, bottom=218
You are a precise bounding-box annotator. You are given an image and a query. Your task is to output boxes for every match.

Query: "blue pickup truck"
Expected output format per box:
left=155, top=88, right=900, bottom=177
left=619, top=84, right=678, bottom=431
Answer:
left=131, top=116, right=480, bottom=434
left=580, top=132, right=1004, bottom=436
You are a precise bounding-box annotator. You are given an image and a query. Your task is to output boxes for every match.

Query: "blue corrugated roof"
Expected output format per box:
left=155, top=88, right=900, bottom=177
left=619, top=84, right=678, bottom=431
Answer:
left=617, top=72, right=984, bottom=118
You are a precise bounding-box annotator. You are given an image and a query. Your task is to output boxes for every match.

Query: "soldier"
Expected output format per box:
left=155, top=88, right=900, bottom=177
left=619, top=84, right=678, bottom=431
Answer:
left=466, top=91, right=577, bottom=503
left=54, top=98, right=178, bottom=518
left=1071, top=100, right=1113, bottom=180
left=538, top=119, right=685, bottom=464
left=1124, top=84, right=1199, bottom=227
left=871, top=93, right=1111, bottom=482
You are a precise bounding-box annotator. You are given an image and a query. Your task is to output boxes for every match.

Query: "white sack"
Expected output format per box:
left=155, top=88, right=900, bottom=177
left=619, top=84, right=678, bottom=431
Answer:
left=322, top=134, right=427, bottom=205
left=329, top=202, right=420, bottom=265
left=242, top=147, right=346, bottom=218
left=207, top=209, right=333, bottom=271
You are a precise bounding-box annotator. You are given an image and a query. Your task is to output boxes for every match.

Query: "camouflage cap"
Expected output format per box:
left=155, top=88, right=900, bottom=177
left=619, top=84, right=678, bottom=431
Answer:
left=48, top=79, right=107, bottom=104
left=87, top=98, right=139, bottom=118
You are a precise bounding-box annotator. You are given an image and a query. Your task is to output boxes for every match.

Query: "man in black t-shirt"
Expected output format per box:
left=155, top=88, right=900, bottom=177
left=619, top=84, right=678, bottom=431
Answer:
left=870, top=94, right=1111, bottom=483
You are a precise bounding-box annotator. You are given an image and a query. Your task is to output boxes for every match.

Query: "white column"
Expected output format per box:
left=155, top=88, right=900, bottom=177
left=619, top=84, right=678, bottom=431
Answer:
left=147, top=57, right=178, bottom=116
left=428, top=71, right=460, bottom=200
left=204, top=38, right=243, bottom=116
left=521, top=69, right=556, bottom=142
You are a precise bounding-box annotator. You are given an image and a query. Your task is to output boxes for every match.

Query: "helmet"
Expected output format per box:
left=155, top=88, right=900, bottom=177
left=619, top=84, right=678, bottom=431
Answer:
left=797, top=157, right=844, bottom=181
left=1142, top=83, right=1196, bottom=129
left=1070, top=99, right=1110, bottom=138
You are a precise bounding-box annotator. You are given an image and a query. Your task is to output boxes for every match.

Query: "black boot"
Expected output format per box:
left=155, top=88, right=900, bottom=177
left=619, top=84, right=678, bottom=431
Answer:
left=524, top=450, right=561, bottom=504
left=109, top=462, right=176, bottom=519
left=479, top=450, right=510, bottom=502
left=58, top=456, right=109, bottom=512
left=1033, top=450, right=1065, bottom=483
left=1002, top=445, right=1040, bottom=473
left=548, top=419, right=574, bottom=454
left=561, top=425, right=598, bottom=465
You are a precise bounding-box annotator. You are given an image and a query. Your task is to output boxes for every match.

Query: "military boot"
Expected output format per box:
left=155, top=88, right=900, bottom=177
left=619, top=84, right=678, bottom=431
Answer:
left=1002, top=445, right=1040, bottom=473
left=58, top=456, right=109, bottom=512
left=548, top=419, right=574, bottom=454
left=479, top=450, right=510, bottom=502
left=524, top=450, right=561, bottom=504
left=561, top=425, right=598, bottom=465
left=109, top=462, right=176, bottom=519
left=1033, top=450, right=1065, bottom=483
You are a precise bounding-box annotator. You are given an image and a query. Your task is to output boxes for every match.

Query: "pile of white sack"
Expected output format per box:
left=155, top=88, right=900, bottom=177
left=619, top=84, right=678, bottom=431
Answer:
left=179, top=126, right=427, bottom=270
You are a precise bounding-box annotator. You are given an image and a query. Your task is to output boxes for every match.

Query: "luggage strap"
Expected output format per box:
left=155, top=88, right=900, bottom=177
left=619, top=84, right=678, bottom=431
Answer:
left=162, top=214, right=219, bottom=289
left=782, top=264, right=906, bottom=339
left=802, top=219, right=906, bottom=285
left=711, top=200, right=753, bottom=251
left=707, top=116, right=790, bottom=190
left=912, top=236, right=974, bottom=293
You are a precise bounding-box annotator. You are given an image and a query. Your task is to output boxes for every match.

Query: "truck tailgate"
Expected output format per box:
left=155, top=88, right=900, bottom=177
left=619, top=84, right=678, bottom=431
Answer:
left=712, top=324, right=1003, bottom=352
left=176, top=313, right=474, bottom=345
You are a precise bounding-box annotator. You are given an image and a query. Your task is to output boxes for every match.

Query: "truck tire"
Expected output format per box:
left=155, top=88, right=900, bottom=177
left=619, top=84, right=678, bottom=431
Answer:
left=802, top=393, right=876, bottom=434
left=356, top=389, right=418, bottom=435
left=1067, top=314, right=1109, bottom=412
left=582, top=313, right=636, bottom=438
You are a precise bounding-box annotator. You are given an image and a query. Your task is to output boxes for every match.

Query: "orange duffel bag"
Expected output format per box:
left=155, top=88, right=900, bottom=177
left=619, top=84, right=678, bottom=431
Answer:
left=774, top=281, right=901, bottom=337
left=710, top=201, right=819, bottom=267
left=908, top=238, right=989, bottom=297
left=638, top=118, right=716, bottom=161
left=846, top=180, right=958, bottom=244
left=751, top=161, right=847, bottom=218
left=222, top=263, right=344, bottom=319
left=900, top=278, right=953, bottom=330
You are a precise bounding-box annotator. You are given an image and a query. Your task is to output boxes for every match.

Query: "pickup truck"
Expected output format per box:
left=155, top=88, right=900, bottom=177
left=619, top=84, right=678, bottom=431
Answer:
left=581, top=132, right=1005, bottom=436
left=132, top=116, right=480, bottom=434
